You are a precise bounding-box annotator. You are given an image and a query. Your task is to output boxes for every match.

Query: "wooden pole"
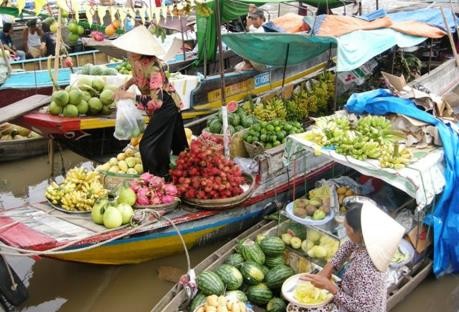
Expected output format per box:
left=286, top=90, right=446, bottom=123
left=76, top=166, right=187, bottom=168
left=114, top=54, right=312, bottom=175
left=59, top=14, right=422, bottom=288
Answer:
left=214, top=0, right=230, bottom=158
left=449, top=0, right=459, bottom=42
left=440, top=7, right=459, bottom=67
left=53, top=9, right=63, bottom=91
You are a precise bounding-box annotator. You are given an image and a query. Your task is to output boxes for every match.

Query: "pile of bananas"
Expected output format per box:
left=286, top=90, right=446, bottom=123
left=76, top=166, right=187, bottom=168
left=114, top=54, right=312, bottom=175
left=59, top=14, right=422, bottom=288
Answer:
left=253, top=97, right=287, bottom=121
left=380, top=143, right=412, bottom=169
left=303, top=115, right=413, bottom=169
left=46, top=168, right=108, bottom=212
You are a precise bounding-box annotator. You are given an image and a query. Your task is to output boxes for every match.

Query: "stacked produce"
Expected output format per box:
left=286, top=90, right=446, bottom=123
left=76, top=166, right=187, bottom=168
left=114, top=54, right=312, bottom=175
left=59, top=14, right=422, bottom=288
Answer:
left=79, top=63, right=119, bottom=76
left=45, top=167, right=108, bottom=212
left=116, top=60, right=132, bottom=75
left=205, top=108, right=256, bottom=135
left=91, top=185, right=135, bottom=229
left=285, top=71, right=335, bottom=121
left=193, top=236, right=292, bottom=311
left=96, top=147, right=143, bottom=175
left=170, top=139, right=246, bottom=200
left=336, top=186, right=355, bottom=214
left=130, top=173, right=178, bottom=206
left=0, top=123, right=41, bottom=141
left=105, top=19, right=123, bottom=37
left=48, top=77, right=116, bottom=117
left=281, top=225, right=339, bottom=262
left=67, top=20, right=85, bottom=45
left=243, top=120, right=304, bottom=149
left=303, top=115, right=412, bottom=169
left=191, top=294, right=248, bottom=312
left=242, top=97, right=287, bottom=122
left=294, top=281, right=333, bottom=305
left=291, top=184, right=332, bottom=221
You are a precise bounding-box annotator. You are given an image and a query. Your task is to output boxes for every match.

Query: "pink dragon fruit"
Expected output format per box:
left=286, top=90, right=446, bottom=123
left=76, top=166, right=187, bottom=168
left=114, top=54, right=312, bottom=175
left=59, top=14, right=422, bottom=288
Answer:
left=140, top=172, right=155, bottom=182
left=135, top=187, right=150, bottom=205
left=163, top=184, right=178, bottom=196
left=151, top=196, right=162, bottom=205
left=149, top=176, right=165, bottom=189
left=161, top=195, right=175, bottom=204
left=130, top=180, right=142, bottom=192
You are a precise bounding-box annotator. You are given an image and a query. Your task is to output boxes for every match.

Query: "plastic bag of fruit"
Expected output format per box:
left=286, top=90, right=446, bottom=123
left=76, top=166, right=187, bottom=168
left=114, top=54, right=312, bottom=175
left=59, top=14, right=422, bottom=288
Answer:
left=114, top=99, right=145, bottom=140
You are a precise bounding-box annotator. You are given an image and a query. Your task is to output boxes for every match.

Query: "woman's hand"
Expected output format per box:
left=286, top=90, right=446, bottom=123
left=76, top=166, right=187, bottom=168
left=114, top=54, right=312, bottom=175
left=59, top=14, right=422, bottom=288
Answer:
left=115, top=90, right=135, bottom=100
left=300, top=274, right=338, bottom=295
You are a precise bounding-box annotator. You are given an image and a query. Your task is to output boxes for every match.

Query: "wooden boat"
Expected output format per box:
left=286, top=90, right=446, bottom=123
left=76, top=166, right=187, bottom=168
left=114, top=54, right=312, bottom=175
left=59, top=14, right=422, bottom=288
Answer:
left=0, top=136, right=48, bottom=162
left=0, top=146, right=334, bottom=264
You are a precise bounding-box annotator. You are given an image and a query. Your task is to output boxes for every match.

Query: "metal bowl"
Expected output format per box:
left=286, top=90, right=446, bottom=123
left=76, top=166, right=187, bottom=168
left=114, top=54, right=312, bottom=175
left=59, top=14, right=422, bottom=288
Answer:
left=342, top=196, right=377, bottom=209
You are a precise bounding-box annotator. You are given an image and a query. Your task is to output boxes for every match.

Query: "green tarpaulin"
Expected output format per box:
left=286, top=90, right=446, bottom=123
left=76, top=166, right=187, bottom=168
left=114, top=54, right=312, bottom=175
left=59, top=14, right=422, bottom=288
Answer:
left=222, top=33, right=336, bottom=66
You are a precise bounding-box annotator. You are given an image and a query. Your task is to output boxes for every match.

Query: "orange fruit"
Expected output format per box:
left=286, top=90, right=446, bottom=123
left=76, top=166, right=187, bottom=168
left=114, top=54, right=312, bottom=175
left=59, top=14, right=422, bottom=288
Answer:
left=112, top=20, right=121, bottom=29
left=105, top=25, right=116, bottom=36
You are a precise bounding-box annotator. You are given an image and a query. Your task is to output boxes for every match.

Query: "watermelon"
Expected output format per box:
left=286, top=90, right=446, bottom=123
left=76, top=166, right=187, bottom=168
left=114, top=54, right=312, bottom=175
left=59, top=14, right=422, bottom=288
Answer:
left=239, top=239, right=265, bottom=265
left=240, top=261, right=265, bottom=285
left=261, top=265, right=270, bottom=275
left=225, top=253, right=244, bottom=267
left=264, top=265, right=295, bottom=289
left=265, top=255, right=285, bottom=269
left=247, top=283, right=273, bottom=306
left=209, top=119, right=222, bottom=134
left=190, top=292, right=207, bottom=312
left=215, top=264, right=243, bottom=290
left=196, top=271, right=225, bottom=295
left=226, top=290, right=248, bottom=303
left=267, top=297, right=287, bottom=312
left=260, top=236, right=286, bottom=256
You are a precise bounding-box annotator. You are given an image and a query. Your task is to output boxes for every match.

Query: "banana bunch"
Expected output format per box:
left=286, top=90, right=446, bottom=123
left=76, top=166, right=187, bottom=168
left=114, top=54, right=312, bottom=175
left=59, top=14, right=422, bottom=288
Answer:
left=356, top=116, right=403, bottom=144
left=195, top=2, right=213, bottom=17
left=45, top=168, right=108, bottom=212
left=379, top=143, right=412, bottom=169
left=253, top=98, right=287, bottom=121
left=303, top=129, right=327, bottom=146
left=335, top=135, right=381, bottom=160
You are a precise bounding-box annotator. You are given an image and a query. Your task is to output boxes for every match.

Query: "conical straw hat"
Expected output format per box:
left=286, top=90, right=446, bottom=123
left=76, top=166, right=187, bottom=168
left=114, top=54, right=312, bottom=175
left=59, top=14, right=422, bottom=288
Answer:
left=361, top=202, right=405, bottom=272
left=111, top=25, right=166, bottom=58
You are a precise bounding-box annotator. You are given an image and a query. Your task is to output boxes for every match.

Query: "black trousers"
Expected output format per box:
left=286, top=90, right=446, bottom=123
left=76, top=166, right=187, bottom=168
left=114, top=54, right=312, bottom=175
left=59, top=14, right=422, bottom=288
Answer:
left=139, top=93, right=188, bottom=177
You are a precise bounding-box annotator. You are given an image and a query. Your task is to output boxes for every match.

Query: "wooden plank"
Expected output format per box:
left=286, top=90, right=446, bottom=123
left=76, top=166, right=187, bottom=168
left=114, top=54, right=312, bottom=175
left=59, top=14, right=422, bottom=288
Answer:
left=0, top=94, right=51, bottom=124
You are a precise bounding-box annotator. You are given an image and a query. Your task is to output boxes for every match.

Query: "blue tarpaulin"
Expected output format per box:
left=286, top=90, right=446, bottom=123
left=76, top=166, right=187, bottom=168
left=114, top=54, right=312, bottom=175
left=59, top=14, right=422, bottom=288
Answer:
left=345, top=89, right=459, bottom=276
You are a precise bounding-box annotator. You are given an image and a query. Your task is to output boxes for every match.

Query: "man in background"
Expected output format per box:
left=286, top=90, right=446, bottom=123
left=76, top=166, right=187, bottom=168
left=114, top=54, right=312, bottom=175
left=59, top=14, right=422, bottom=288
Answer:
left=0, top=22, right=25, bottom=60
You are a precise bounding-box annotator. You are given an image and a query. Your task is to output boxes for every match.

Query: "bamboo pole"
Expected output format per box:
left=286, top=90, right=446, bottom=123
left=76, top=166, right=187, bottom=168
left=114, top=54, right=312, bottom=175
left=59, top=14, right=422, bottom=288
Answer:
left=440, top=7, right=459, bottom=67
left=450, top=0, right=459, bottom=42
left=53, top=9, right=63, bottom=91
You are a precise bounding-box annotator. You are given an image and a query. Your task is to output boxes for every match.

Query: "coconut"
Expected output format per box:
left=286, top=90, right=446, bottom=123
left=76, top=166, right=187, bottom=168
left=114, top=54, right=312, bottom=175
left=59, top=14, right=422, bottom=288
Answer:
left=63, top=104, right=79, bottom=117
left=69, top=89, right=83, bottom=105
left=52, top=90, right=69, bottom=107
left=88, top=97, right=102, bottom=114
left=48, top=101, right=62, bottom=115
left=77, top=100, right=89, bottom=115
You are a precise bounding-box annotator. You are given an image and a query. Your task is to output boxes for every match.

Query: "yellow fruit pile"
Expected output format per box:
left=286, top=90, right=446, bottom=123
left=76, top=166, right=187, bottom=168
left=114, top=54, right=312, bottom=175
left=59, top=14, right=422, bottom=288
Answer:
left=96, top=147, right=143, bottom=175
left=45, top=167, right=108, bottom=212
left=294, top=281, right=332, bottom=305
left=196, top=295, right=246, bottom=312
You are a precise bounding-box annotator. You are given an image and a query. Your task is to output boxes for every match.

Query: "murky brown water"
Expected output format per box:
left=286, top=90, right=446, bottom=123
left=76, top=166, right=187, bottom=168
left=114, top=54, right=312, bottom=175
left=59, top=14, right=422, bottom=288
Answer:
left=1, top=151, right=458, bottom=312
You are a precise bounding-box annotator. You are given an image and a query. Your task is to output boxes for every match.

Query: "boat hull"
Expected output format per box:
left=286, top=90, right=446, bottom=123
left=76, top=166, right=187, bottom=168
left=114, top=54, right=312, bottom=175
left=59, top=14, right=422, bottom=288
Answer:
left=0, top=137, right=48, bottom=162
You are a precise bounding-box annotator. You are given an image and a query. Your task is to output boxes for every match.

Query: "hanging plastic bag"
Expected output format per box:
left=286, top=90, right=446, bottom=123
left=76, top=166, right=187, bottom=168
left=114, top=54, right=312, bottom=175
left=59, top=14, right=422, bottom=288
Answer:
left=114, top=99, right=145, bottom=140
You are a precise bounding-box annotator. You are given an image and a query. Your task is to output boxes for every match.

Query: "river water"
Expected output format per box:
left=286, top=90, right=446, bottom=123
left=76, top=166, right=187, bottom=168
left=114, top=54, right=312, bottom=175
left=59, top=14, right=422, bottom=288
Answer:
left=1, top=151, right=458, bottom=312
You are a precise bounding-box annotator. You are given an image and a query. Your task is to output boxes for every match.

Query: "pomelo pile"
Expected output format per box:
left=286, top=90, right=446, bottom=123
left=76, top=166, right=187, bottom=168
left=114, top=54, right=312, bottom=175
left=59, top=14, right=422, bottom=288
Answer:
left=67, top=20, right=85, bottom=45
left=79, top=63, right=119, bottom=76
left=170, top=138, right=247, bottom=200
left=48, top=77, right=116, bottom=117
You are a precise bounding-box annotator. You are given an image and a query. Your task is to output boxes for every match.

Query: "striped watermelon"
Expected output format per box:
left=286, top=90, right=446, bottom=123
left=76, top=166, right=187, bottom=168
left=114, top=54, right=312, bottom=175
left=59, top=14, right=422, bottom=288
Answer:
left=265, top=255, right=285, bottom=268
left=239, top=239, right=265, bottom=265
left=190, top=292, right=207, bottom=312
left=225, top=253, right=244, bottom=267
left=240, top=261, right=265, bottom=285
left=247, top=283, right=273, bottom=306
left=260, top=236, right=285, bottom=256
left=226, top=290, right=248, bottom=303
left=264, top=265, right=295, bottom=289
left=196, top=271, right=225, bottom=295
left=267, top=297, right=287, bottom=312
left=261, top=265, right=270, bottom=275
left=215, top=264, right=243, bottom=290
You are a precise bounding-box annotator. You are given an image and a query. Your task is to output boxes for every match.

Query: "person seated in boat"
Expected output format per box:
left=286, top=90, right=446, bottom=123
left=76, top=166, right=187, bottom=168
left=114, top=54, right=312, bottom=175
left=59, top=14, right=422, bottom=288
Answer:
left=23, top=19, right=45, bottom=58
left=287, top=202, right=404, bottom=312
left=235, top=8, right=267, bottom=72
left=113, top=26, right=188, bottom=178
left=0, top=22, right=26, bottom=61
left=41, top=22, right=56, bottom=57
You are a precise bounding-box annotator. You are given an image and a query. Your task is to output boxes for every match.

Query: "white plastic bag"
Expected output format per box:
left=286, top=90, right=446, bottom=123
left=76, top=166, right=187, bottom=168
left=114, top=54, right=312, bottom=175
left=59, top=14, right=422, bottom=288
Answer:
left=113, top=99, right=145, bottom=140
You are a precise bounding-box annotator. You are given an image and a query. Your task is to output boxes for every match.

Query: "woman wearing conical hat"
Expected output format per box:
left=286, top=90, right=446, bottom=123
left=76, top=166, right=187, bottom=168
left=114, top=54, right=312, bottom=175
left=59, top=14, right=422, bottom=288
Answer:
left=288, top=202, right=405, bottom=312
left=113, top=26, right=188, bottom=177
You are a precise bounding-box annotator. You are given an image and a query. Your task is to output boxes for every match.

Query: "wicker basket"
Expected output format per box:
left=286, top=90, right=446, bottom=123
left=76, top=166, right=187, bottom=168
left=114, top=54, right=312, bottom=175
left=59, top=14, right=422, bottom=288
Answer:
left=182, top=174, right=256, bottom=210
left=99, top=170, right=139, bottom=192
left=134, top=199, right=180, bottom=214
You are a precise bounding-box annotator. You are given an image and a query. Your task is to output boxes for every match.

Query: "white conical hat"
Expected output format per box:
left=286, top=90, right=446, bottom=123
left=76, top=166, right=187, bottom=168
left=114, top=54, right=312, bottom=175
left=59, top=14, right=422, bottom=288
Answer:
left=361, top=202, right=405, bottom=272
left=111, top=25, right=166, bottom=57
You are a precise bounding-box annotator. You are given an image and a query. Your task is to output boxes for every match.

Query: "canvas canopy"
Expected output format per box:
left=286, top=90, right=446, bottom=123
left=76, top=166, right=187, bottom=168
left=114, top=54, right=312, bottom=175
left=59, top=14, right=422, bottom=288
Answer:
left=222, top=32, right=337, bottom=66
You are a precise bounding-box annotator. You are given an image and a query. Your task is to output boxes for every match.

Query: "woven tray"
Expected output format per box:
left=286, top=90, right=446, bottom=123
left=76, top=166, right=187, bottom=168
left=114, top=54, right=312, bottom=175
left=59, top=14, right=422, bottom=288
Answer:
left=182, top=174, right=256, bottom=210
left=133, top=198, right=180, bottom=214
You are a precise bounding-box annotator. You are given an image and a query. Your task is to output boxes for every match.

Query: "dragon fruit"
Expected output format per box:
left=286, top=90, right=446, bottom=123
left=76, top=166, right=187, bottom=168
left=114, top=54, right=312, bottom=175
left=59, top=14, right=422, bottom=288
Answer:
left=162, top=195, right=175, bottom=204
left=164, top=184, right=178, bottom=196
left=140, top=172, right=154, bottom=182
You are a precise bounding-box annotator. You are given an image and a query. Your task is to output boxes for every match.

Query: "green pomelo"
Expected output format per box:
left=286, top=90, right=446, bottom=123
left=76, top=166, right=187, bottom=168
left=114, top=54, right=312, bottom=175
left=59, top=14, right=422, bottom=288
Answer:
left=78, top=77, right=92, bottom=87
left=81, top=91, right=92, bottom=102
left=48, top=101, right=62, bottom=115
left=68, top=89, right=82, bottom=105
left=68, top=22, right=79, bottom=34
left=88, top=97, right=103, bottom=114
left=77, top=25, right=85, bottom=35
left=92, top=78, right=105, bottom=91
left=63, top=104, right=79, bottom=117
left=100, top=90, right=114, bottom=105
left=68, top=32, right=79, bottom=43
left=77, top=100, right=89, bottom=115
left=52, top=90, right=69, bottom=107
left=101, top=105, right=112, bottom=115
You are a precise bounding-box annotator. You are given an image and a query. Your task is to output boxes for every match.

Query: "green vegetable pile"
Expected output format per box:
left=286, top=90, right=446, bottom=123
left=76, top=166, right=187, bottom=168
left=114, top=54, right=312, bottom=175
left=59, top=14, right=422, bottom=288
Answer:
left=205, top=108, right=256, bottom=135
left=303, top=115, right=412, bottom=169
left=243, top=120, right=304, bottom=149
